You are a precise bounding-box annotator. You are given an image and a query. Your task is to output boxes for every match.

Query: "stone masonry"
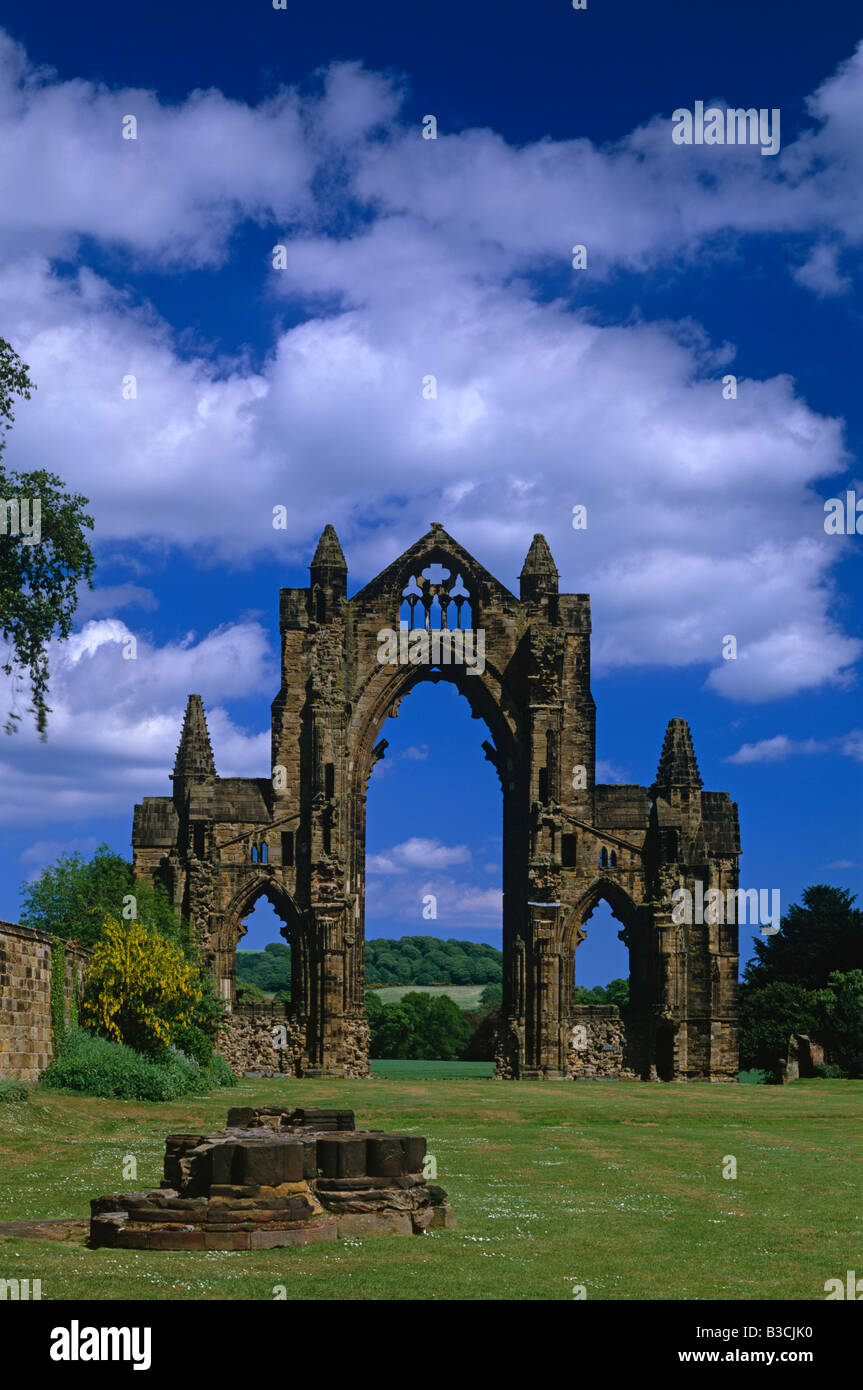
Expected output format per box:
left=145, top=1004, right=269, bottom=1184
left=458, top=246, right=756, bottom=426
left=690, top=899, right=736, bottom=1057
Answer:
left=90, top=1107, right=455, bottom=1250
left=131, top=525, right=741, bottom=1081
left=0, top=922, right=88, bottom=1082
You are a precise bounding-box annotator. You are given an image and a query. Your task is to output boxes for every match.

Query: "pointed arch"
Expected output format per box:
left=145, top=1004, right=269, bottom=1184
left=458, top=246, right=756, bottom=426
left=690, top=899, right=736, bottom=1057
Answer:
left=352, top=650, right=522, bottom=794
left=562, top=876, right=641, bottom=952
left=220, top=872, right=305, bottom=954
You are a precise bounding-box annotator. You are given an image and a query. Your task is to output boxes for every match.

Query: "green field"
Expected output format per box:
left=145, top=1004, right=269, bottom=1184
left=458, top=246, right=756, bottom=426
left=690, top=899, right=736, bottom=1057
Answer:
left=370, top=1059, right=495, bottom=1078
left=368, top=984, right=486, bottom=1009
left=1, top=1077, right=860, bottom=1300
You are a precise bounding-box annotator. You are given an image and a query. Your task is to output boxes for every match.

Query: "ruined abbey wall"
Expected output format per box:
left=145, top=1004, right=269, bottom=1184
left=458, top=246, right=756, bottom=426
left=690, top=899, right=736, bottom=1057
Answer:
left=131, top=524, right=742, bottom=1081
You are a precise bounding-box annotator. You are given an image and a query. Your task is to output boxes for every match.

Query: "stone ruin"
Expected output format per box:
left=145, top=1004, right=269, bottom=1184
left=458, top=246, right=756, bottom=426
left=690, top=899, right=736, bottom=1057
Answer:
left=89, top=1107, right=455, bottom=1251
left=780, top=1034, right=826, bottom=1083
left=131, top=523, right=742, bottom=1081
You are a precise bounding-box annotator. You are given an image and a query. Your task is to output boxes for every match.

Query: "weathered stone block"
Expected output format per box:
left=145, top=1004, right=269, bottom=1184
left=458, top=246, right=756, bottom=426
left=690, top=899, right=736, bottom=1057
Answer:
left=248, top=1218, right=336, bottom=1249
left=366, top=1136, right=406, bottom=1177
left=429, top=1203, right=457, bottom=1229
left=315, top=1135, right=368, bottom=1179
left=336, top=1212, right=413, bottom=1239
left=204, top=1231, right=250, bottom=1250
left=148, top=1228, right=203, bottom=1251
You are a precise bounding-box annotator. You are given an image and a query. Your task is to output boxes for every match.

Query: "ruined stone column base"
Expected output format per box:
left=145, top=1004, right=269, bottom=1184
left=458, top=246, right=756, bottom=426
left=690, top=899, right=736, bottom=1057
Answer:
left=88, top=1107, right=455, bottom=1252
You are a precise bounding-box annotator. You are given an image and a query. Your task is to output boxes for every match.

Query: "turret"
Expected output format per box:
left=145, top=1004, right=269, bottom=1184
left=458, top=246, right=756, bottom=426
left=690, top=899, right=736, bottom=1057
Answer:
left=171, top=694, right=217, bottom=783
left=309, top=523, right=347, bottom=621
left=653, top=718, right=702, bottom=790
left=519, top=533, right=559, bottom=606
left=652, top=717, right=703, bottom=837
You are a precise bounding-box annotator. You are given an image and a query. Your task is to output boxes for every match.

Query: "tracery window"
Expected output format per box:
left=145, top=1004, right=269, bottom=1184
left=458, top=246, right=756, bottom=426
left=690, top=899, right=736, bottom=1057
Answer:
left=399, top=565, right=472, bottom=630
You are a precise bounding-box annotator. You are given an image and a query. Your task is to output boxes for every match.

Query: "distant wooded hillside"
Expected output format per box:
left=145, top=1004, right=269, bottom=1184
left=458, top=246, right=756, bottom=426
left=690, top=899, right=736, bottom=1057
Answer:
left=236, top=935, right=503, bottom=993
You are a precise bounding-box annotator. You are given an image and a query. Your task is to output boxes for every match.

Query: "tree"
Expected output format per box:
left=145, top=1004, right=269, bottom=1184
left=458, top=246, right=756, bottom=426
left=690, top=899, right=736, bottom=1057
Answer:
left=574, top=984, right=606, bottom=1004
left=479, top=982, right=502, bottom=1014
left=364, top=990, right=385, bottom=1027
left=236, top=979, right=266, bottom=1004
left=738, top=980, right=823, bottom=1075
left=365, top=990, right=473, bottom=1060
left=235, top=941, right=292, bottom=993
left=738, top=886, right=863, bottom=1079
left=422, top=993, right=473, bottom=1059
left=21, top=843, right=225, bottom=1063
left=743, top=885, right=863, bottom=989
left=82, top=918, right=201, bottom=1057
left=815, top=971, right=863, bottom=1077
left=20, top=843, right=178, bottom=950
left=1, top=337, right=96, bottom=736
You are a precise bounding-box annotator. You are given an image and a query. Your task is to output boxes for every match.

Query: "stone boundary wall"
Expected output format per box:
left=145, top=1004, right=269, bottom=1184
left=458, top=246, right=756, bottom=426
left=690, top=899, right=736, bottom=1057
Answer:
left=218, top=1005, right=370, bottom=1079
left=565, top=1003, right=637, bottom=1080
left=218, top=1002, right=306, bottom=1076
left=0, top=921, right=88, bottom=1083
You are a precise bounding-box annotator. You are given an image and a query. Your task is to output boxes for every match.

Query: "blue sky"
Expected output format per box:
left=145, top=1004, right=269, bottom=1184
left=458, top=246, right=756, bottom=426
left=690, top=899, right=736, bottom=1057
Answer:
left=0, top=0, right=860, bottom=985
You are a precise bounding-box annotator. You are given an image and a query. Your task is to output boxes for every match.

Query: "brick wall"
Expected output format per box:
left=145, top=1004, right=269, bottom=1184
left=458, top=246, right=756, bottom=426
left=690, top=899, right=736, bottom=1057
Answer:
left=0, top=921, right=88, bottom=1083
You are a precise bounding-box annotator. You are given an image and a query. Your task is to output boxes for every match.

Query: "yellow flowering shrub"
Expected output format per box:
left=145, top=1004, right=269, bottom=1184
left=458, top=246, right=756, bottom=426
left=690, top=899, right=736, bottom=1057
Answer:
left=82, top=917, right=202, bottom=1057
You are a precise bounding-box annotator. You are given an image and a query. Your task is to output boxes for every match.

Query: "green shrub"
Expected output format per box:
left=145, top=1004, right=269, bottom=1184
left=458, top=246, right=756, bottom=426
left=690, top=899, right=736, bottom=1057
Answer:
left=171, top=1021, right=218, bottom=1067
left=236, top=979, right=266, bottom=1004
left=206, top=1052, right=239, bottom=1088
left=39, top=1028, right=237, bottom=1100
left=0, top=1078, right=29, bottom=1103
left=813, top=1062, right=849, bottom=1079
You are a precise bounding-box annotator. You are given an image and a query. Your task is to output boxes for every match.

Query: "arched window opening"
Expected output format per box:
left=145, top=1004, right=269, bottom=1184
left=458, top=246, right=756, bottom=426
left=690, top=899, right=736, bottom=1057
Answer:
left=600, top=847, right=609, bottom=868
left=573, top=898, right=630, bottom=1006
left=399, top=568, right=473, bottom=630
left=234, top=891, right=297, bottom=1017
left=400, top=575, right=423, bottom=630
left=366, top=680, right=501, bottom=1001
left=449, top=572, right=471, bottom=629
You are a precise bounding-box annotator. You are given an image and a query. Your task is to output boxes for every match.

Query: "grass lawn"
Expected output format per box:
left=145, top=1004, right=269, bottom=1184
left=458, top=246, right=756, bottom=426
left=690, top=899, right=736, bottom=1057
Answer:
left=370, top=1059, right=495, bottom=1078
left=0, top=1077, right=859, bottom=1301
left=367, top=984, right=487, bottom=1009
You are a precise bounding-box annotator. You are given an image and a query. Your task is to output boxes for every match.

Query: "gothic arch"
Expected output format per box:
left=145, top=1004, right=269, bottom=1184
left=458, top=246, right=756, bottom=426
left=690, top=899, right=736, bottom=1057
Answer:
left=563, top=877, right=641, bottom=952
left=352, top=657, right=522, bottom=791
left=220, top=873, right=305, bottom=952
left=131, top=523, right=742, bottom=1080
